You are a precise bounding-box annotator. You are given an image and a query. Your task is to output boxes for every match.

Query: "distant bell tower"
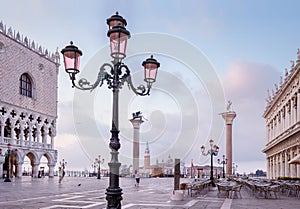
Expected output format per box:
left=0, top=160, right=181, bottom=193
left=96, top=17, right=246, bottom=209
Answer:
left=144, top=141, right=150, bottom=169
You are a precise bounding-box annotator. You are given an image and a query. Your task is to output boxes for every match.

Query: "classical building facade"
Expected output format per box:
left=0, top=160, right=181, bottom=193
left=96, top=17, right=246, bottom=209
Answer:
left=263, top=49, right=300, bottom=179
left=0, top=21, right=60, bottom=178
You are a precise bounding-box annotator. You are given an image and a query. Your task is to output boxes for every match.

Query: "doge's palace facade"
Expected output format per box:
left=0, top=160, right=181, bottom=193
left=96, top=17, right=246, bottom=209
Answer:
left=0, top=21, right=60, bottom=178
left=263, top=49, right=300, bottom=179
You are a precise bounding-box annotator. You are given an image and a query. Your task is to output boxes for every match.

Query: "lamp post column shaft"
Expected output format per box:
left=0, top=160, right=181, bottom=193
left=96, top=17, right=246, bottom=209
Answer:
left=98, top=161, right=101, bottom=179
left=106, top=63, right=122, bottom=209
left=222, top=162, right=225, bottom=178
left=210, top=150, right=214, bottom=186
left=112, top=64, right=119, bottom=130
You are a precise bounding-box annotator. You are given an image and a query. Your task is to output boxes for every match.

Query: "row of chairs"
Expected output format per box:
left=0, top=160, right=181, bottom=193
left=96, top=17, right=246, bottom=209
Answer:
left=217, top=183, right=243, bottom=199
left=180, top=180, right=211, bottom=197
left=242, top=180, right=281, bottom=199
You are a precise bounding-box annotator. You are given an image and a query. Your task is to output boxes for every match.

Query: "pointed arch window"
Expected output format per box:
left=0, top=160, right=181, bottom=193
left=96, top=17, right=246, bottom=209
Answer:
left=20, top=73, right=33, bottom=98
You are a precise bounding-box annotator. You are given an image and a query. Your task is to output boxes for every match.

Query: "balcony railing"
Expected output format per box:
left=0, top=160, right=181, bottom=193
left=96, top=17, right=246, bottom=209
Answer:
left=2, top=137, right=54, bottom=150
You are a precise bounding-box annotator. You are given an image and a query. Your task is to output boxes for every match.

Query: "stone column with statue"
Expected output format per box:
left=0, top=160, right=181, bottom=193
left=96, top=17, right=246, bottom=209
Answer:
left=130, top=111, right=144, bottom=175
left=220, top=101, right=237, bottom=176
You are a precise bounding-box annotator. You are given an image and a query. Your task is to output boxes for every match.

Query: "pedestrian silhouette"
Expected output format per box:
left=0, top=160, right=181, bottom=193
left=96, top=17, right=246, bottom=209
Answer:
left=135, top=170, right=140, bottom=187
left=58, top=167, right=65, bottom=183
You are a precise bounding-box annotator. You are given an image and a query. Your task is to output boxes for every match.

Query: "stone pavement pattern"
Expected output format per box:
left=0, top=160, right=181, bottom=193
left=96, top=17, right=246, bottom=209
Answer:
left=0, top=177, right=299, bottom=208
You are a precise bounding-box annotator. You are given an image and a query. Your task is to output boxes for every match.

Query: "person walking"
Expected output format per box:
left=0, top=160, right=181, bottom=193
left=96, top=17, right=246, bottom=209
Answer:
left=58, top=159, right=67, bottom=184
left=58, top=167, right=63, bottom=183
left=135, top=170, right=140, bottom=187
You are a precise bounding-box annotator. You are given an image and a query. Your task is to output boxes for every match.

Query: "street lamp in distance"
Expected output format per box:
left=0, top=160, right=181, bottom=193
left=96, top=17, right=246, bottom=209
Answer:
left=201, top=139, right=219, bottom=187
left=217, top=155, right=227, bottom=178
left=233, top=163, right=238, bottom=176
left=96, top=155, right=104, bottom=179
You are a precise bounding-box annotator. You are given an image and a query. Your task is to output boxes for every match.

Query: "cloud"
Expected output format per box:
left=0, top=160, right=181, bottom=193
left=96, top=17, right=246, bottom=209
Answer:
left=222, top=61, right=280, bottom=100
left=55, top=133, right=94, bottom=170
left=221, top=60, right=281, bottom=164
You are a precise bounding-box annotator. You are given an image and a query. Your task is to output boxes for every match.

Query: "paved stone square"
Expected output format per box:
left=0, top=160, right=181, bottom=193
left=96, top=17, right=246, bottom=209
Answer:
left=0, top=177, right=299, bottom=208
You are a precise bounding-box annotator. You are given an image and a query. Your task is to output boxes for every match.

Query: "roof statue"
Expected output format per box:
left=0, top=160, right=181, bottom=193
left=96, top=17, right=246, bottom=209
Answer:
left=290, top=60, right=295, bottom=68
left=290, top=60, right=295, bottom=73
left=266, top=89, right=271, bottom=103
left=274, top=83, right=278, bottom=92
left=226, top=100, right=232, bottom=112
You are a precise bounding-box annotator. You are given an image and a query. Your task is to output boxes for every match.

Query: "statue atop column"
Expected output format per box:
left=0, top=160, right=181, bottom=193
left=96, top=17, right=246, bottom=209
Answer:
left=226, top=100, right=233, bottom=112
left=132, top=111, right=143, bottom=120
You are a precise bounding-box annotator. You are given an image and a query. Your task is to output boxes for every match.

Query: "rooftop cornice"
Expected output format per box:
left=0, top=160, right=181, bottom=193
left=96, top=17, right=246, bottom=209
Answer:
left=0, top=21, right=60, bottom=65
left=264, top=49, right=300, bottom=117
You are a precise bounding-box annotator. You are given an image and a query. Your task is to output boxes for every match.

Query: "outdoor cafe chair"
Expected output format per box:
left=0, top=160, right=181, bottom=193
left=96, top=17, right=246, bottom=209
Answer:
left=230, top=184, right=242, bottom=199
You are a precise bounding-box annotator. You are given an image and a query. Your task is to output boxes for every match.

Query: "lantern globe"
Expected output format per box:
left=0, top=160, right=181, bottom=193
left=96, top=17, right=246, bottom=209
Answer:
left=142, top=55, right=160, bottom=84
left=107, top=26, right=130, bottom=59
left=61, top=41, right=82, bottom=74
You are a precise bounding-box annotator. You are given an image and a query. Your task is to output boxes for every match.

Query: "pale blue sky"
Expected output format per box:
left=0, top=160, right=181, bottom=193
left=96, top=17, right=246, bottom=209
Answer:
left=1, top=0, right=300, bottom=173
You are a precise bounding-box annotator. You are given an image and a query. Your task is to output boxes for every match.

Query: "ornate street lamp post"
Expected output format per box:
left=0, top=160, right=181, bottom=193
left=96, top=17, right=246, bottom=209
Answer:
left=92, top=162, right=97, bottom=176
left=61, top=12, right=160, bottom=209
left=217, top=155, right=227, bottom=178
left=96, top=155, right=104, bottom=179
left=233, top=163, right=238, bottom=176
left=201, top=139, right=219, bottom=187
left=60, top=159, right=67, bottom=170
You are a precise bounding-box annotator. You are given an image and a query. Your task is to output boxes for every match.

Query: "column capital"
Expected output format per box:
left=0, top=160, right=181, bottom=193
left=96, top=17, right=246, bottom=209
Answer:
left=130, top=118, right=144, bottom=128
left=10, top=118, right=18, bottom=126
left=220, top=111, right=237, bottom=125
left=0, top=115, right=7, bottom=125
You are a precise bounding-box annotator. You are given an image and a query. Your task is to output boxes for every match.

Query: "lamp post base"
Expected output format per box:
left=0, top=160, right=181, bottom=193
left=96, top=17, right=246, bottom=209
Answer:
left=106, top=150, right=122, bottom=208
left=106, top=187, right=123, bottom=209
left=210, top=176, right=216, bottom=187
left=211, top=181, right=216, bottom=187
